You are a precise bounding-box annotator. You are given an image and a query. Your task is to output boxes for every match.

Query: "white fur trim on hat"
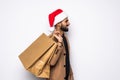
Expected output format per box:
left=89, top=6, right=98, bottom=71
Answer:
left=54, top=12, right=67, bottom=26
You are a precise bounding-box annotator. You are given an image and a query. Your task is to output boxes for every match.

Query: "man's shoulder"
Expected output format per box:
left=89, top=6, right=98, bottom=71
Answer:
left=48, top=33, right=53, bottom=38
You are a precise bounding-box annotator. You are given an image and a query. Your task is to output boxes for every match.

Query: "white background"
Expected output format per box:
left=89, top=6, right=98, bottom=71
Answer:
left=0, top=0, right=120, bottom=80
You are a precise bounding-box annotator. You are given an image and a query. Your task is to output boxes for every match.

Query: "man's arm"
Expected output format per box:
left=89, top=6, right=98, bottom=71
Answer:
left=50, top=42, right=63, bottom=66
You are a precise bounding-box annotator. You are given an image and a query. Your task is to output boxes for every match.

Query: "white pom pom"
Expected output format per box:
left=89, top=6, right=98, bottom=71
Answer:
left=49, top=26, right=55, bottom=32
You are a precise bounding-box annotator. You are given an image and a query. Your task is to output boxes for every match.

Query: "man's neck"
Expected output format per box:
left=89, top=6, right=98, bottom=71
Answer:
left=55, top=28, right=64, bottom=36
left=59, top=30, right=64, bottom=36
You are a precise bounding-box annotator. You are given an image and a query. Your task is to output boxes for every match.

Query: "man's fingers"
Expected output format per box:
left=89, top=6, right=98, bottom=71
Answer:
left=54, top=34, right=59, bottom=39
left=53, top=33, right=63, bottom=42
left=54, top=30, right=60, bottom=34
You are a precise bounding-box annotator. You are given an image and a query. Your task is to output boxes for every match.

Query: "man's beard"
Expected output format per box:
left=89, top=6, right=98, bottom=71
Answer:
left=60, top=26, right=69, bottom=32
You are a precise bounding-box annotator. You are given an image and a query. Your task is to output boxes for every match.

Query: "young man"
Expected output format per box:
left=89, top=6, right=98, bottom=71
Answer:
left=47, top=9, right=74, bottom=80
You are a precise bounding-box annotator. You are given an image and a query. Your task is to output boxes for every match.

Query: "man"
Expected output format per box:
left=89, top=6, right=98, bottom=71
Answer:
left=47, top=9, right=74, bottom=80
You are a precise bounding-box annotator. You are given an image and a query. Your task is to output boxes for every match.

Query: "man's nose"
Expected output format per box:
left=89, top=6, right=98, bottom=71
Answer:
left=67, top=22, right=70, bottom=26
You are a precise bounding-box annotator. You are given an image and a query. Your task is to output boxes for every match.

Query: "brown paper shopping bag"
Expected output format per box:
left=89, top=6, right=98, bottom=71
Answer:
left=28, top=43, right=57, bottom=78
left=19, top=33, right=57, bottom=78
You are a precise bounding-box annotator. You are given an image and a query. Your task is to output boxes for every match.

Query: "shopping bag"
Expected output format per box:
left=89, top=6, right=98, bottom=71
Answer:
left=28, top=42, right=57, bottom=78
left=19, top=33, right=57, bottom=78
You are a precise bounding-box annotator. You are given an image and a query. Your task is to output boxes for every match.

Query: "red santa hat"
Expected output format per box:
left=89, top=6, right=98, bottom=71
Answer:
left=48, top=9, right=67, bottom=31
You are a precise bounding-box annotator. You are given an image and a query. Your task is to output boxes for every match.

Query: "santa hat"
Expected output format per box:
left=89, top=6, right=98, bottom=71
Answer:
left=48, top=9, right=67, bottom=31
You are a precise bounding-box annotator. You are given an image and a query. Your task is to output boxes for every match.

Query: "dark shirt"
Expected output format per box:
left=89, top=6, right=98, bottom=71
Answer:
left=62, top=34, right=70, bottom=80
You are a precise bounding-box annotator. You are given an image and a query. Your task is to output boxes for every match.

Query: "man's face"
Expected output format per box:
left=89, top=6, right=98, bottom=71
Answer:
left=60, top=18, right=70, bottom=32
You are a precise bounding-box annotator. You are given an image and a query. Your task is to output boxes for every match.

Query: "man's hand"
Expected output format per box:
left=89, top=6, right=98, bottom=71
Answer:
left=53, top=30, right=63, bottom=42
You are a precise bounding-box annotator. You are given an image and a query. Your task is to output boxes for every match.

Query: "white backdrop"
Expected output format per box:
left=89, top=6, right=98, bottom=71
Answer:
left=0, top=0, right=120, bottom=80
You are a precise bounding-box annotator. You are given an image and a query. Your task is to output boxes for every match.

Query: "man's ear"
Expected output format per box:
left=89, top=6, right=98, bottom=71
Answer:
left=55, top=22, right=61, bottom=29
